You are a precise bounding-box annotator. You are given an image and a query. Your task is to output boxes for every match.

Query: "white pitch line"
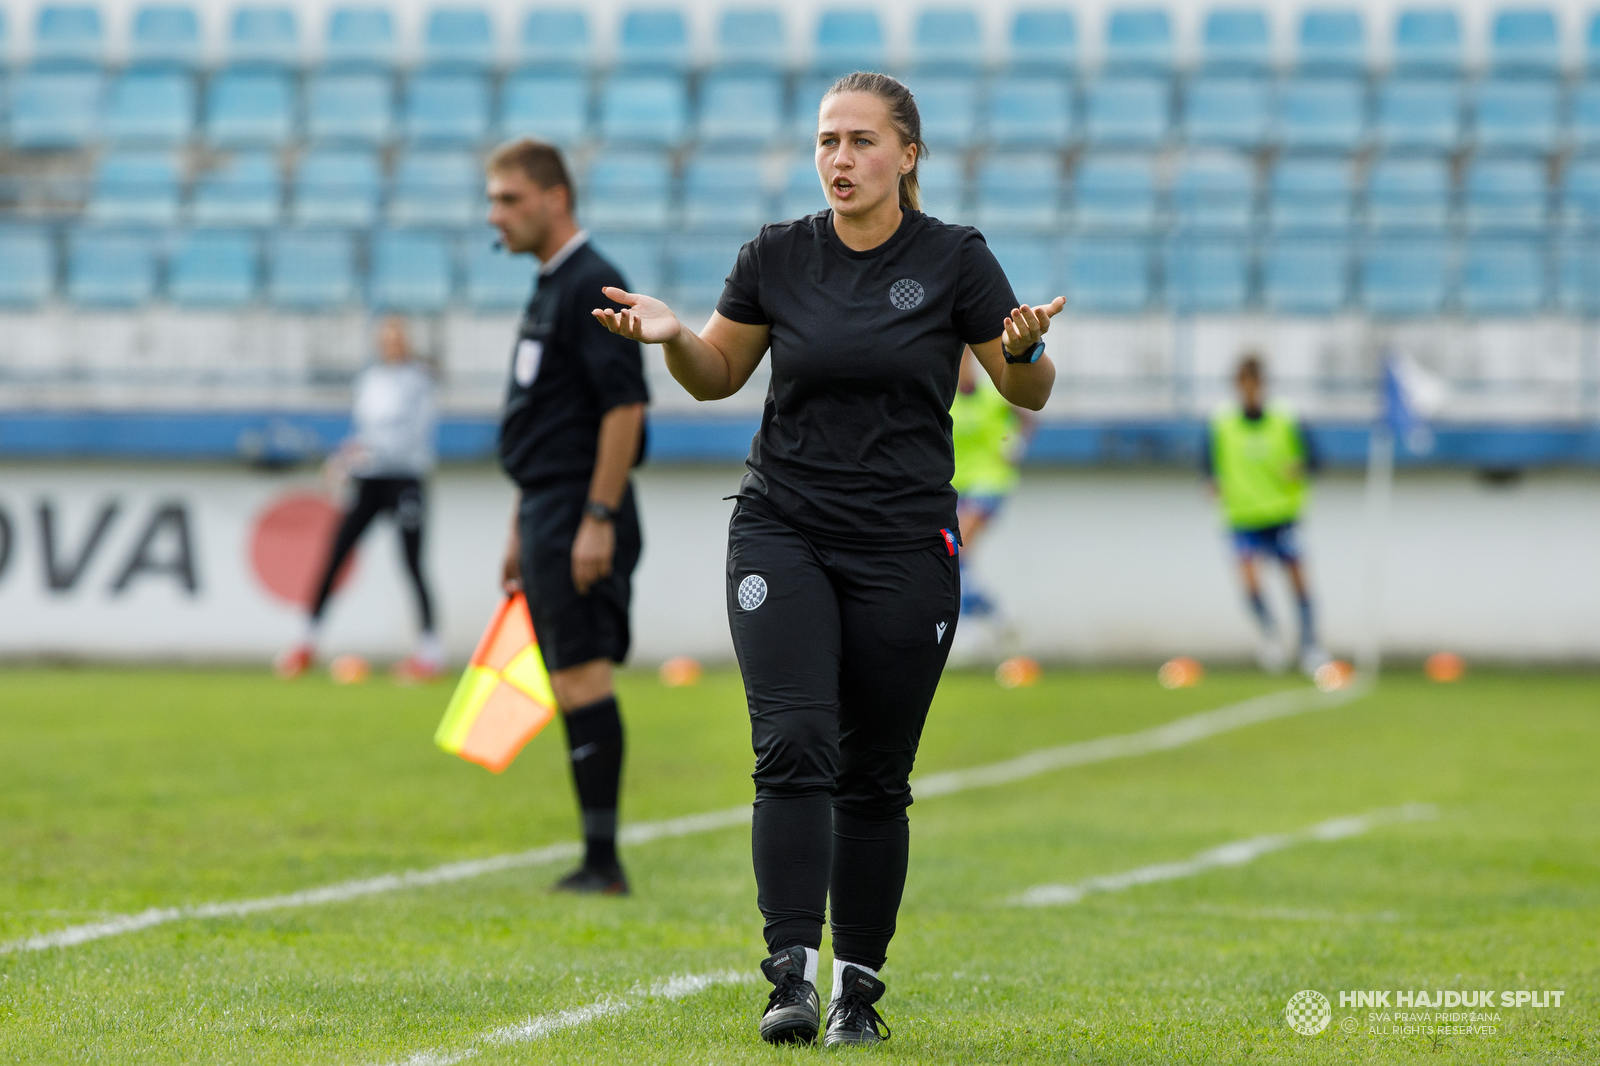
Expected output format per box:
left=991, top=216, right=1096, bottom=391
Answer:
left=381, top=970, right=751, bottom=1066
left=1013, top=802, right=1437, bottom=907
left=2, top=681, right=1366, bottom=956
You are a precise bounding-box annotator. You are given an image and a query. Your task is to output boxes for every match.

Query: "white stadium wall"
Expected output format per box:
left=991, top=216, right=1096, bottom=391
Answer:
left=3, top=461, right=1599, bottom=664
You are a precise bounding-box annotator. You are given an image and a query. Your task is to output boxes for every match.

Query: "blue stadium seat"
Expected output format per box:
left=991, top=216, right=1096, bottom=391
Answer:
left=1184, top=77, right=1270, bottom=147
left=1589, top=14, right=1600, bottom=75
left=324, top=6, right=397, bottom=69
left=618, top=8, right=690, bottom=72
left=292, top=149, right=381, bottom=226
left=1572, top=81, right=1600, bottom=152
left=1560, top=160, right=1600, bottom=230
left=370, top=230, right=454, bottom=310
left=599, top=74, right=688, bottom=145
left=1201, top=8, right=1271, bottom=75
left=1262, top=236, right=1349, bottom=312
left=583, top=151, right=673, bottom=229
left=1472, top=79, right=1558, bottom=154
left=404, top=72, right=490, bottom=144
left=1460, top=237, right=1544, bottom=314
left=519, top=9, right=592, bottom=70
left=986, top=234, right=1057, bottom=306
left=423, top=7, right=494, bottom=70
left=0, top=228, right=57, bottom=307
left=192, top=152, right=282, bottom=226
left=779, top=156, right=827, bottom=220
left=912, top=7, right=983, bottom=73
left=306, top=71, right=394, bottom=143
left=1065, top=236, right=1151, bottom=311
left=227, top=6, right=299, bottom=68
left=1366, top=157, right=1452, bottom=230
left=205, top=70, right=295, bottom=146
left=88, top=151, right=181, bottom=224
left=698, top=72, right=784, bottom=145
left=1490, top=8, right=1559, bottom=79
left=1276, top=77, right=1365, bottom=151
left=812, top=9, right=884, bottom=74
left=975, top=153, right=1061, bottom=230
left=1297, top=8, right=1365, bottom=76
left=1104, top=7, right=1173, bottom=74
left=682, top=151, right=769, bottom=230
left=104, top=71, right=195, bottom=143
left=501, top=72, right=590, bottom=144
left=1085, top=76, right=1169, bottom=147
left=669, top=231, right=749, bottom=307
left=590, top=230, right=666, bottom=293
left=32, top=4, right=104, bottom=67
left=714, top=8, right=786, bottom=69
left=1165, top=236, right=1250, bottom=311
left=268, top=230, right=357, bottom=308
left=1555, top=233, right=1598, bottom=313
left=1009, top=8, right=1077, bottom=73
left=9, top=70, right=102, bottom=148
left=1393, top=8, right=1461, bottom=76
left=1170, top=154, right=1255, bottom=233
left=67, top=229, right=158, bottom=307
left=168, top=229, right=258, bottom=307
left=1074, top=155, right=1157, bottom=232
left=130, top=5, right=202, bottom=69
left=1268, top=157, right=1353, bottom=233
left=918, top=155, right=967, bottom=221
left=389, top=149, right=480, bottom=226
left=1463, top=158, right=1547, bottom=232
left=1359, top=235, right=1450, bottom=314
left=791, top=74, right=834, bottom=142
left=464, top=242, right=536, bottom=310
left=1374, top=78, right=1460, bottom=152
left=986, top=76, right=1076, bottom=148
left=912, top=76, right=980, bottom=149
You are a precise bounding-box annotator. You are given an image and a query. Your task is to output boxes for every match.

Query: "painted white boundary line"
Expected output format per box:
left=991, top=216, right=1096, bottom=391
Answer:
left=381, top=970, right=752, bottom=1066
left=2, top=681, right=1366, bottom=956
left=1013, top=802, right=1437, bottom=907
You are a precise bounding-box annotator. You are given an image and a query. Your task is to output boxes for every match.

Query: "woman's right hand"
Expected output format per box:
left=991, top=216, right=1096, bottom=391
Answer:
left=591, top=287, right=683, bottom=345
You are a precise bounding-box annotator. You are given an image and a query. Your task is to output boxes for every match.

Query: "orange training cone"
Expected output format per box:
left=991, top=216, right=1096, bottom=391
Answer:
left=433, top=594, right=557, bottom=773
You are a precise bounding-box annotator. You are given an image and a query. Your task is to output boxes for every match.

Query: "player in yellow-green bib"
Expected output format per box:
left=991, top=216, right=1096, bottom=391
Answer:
left=952, top=348, right=1032, bottom=619
left=1203, top=354, right=1328, bottom=675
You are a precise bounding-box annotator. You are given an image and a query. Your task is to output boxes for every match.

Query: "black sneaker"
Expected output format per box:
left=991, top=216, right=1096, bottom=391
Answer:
left=758, top=946, right=820, bottom=1044
left=824, top=966, right=891, bottom=1047
left=549, top=864, right=629, bottom=895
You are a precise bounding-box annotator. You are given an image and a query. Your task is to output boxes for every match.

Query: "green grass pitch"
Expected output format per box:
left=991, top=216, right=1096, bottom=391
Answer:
left=1, top=665, right=1596, bottom=1064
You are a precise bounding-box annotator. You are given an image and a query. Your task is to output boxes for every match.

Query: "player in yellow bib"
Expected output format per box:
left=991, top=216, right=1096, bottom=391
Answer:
left=1204, top=354, right=1327, bottom=675
left=952, top=347, right=1032, bottom=620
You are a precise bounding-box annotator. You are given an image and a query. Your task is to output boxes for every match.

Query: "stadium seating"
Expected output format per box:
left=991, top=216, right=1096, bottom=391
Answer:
left=10, top=69, right=103, bottom=148
left=205, top=70, right=295, bottom=146
left=1170, top=155, right=1255, bottom=233
left=1165, top=235, right=1250, bottom=311
left=669, top=231, right=750, bottom=306
left=306, top=71, right=394, bottom=144
left=697, top=73, right=784, bottom=145
left=987, top=233, right=1056, bottom=305
left=912, top=8, right=983, bottom=74
left=1360, top=236, right=1451, bottom=315
left=618, top=8, right=690, bottom=72
left=1184, top=76, right=1270, bottom=147
left=1570, top=82, right=1600, bottom=152
left=292, top=149, right=382, bottom=226
left=1561, top=160, right=1600, bottom=230
left=324, top=6, right=397, bottom=69
left=88, top=151, right=181, bottom=225
left=464, top=242, right=535, bottom=310
left=1262, top=236, right=1350, bottom=312
left=227, top=6, right=299, bottom=68
left=404, top=72, right=490, bottom=144
left=986, top=76, right=1075, bottom=148
left=104, top=71, right=195, bottom=143
left=192, top=152, right=282, bottom=226
left=518, top=9, right=592, bottom=70
left=130, top=5, right=202, bottom=69
left=1366, top=157, right=1452, bottom=231
left=1074, top=155, right=1157, bottom=232
left=779, top=157, right=828, bottom=220
left=1086, top=76, right=1169, bottom=147
left=1276, top=78, right=1365, bottom=151
left=812, top=9, right=884, bottom=74
left=389, top=150, right=480, bottom=226
left=1008, top=8, right=1077, bottom=73
left=34, top=4, right=105, bottom=68
left=912, top=76, right=980, bottom=149
left=0, top=228, right=56, bottom=307
left=591, top=230, right=666, bottom=293
left=584, top=151, right=673, bottom=230
left=1472, top=79, right=1558, bottom=154
left=369, top=229, right=453, bottom=310
left=1200, top=8, right=1270, bottom=75
left=1555, top=233, right=1598, bottom=312
left=599, top=74, right=689, bottom=145
left=1268, top=157, right=1354, bottom=233
left=919, top=155, right=967, bottom=221
left=1297, top=9, right=1366, bottom=76
left=682, top=152, right=769, bottom=230
left=67, top=228, right=158, bottom=306
left=1104, top=7, right=1173, bottom=74
left=500, top=72, right=590, bottom=144
left=268, top=229, right=357, bottom=308
left=1065, top=236, right=1151, bottom=311
left=1463, top=158, right=1547, bottom=232
left=714, top=8, right=786, bottom=69
left=1375, top=78, right=1461, bottom=152
left=1459, top=237, right=1545, bottom=314
left=422, top=7, right=494, bottom=70
left=975, top=153, right=1060, bottom=230
left=1490, top=8, right=1559, bottom=79
left=168, top=229, right=258, bottom=307
left=1393, top=8, right=1462, bottom=76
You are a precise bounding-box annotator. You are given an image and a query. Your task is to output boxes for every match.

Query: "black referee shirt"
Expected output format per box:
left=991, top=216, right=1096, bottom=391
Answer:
left=716, top=210, right=1017, bottom=547
left=498, top=240, right=650, bottom=491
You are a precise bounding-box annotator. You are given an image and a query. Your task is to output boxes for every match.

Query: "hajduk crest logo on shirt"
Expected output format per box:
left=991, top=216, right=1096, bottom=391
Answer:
left=890, top=279, right=925, bottom=310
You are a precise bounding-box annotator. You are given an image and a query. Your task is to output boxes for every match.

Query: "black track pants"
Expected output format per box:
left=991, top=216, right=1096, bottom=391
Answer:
left=726, top=504, right=959, bottom=970
left=309, top=476, right=434, bottom=632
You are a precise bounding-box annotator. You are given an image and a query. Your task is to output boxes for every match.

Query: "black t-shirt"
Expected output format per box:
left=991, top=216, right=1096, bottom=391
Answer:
left=498, top=241, right=650, bottom=490
left=716, top=210, right=1018, bottom=547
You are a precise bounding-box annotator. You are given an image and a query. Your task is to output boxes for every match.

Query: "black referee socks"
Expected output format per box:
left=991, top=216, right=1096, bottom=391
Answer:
left=560, top=695, right=625, bottom=871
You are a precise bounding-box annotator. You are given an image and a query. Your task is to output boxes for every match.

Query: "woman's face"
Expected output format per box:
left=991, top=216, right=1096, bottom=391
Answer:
left=816, top=92, right=916, bottom=220
left=377, top=317, right=410, bottom=364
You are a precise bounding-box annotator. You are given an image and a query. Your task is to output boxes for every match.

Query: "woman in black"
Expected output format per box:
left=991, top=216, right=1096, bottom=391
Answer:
left=594, top=72, right=1062, bottom=1046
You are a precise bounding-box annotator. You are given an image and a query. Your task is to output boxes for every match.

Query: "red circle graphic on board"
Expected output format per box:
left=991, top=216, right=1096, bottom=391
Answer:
left=248, top=492, right=357, bottom=607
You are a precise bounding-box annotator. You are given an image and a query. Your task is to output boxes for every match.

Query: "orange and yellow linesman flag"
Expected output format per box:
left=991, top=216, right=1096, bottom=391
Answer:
left=434, top=593, right=556, bottom=773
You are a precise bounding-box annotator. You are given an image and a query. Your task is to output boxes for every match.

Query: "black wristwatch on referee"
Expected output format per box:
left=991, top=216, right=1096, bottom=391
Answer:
left=584, top=500, right=618, bottom=523
left=1004, top=339, right=1045, bottom=365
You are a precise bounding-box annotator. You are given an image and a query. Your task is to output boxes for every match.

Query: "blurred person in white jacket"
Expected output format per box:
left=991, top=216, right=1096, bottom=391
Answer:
left=276, top=316, right=442, bottom=681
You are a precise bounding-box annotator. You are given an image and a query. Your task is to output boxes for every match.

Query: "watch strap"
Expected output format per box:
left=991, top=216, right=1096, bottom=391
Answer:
left=1005, top=339, right=1045, bottom=365
left=584, top=500, right=618, bottom=522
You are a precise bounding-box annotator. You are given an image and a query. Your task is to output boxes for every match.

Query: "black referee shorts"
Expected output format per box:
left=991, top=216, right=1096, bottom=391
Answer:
left=518, top=480, right=642, bottom=673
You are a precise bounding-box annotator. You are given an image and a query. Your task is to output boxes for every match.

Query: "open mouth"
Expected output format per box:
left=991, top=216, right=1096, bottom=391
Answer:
left=831, top=177, right=855, bottom=199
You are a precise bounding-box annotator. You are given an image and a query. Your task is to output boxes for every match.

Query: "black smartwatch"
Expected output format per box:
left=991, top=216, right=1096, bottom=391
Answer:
left=583, top=500, right=618, bottom=522
left=1004, top=340, right=1045, bottom=365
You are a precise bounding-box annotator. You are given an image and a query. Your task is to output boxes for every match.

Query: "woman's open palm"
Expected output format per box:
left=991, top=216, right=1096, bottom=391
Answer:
left=592, top=286, right=682, bottom=345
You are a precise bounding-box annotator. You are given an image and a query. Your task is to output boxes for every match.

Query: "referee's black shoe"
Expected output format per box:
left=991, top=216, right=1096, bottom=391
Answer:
left=824, top=966, right=891, bottom=1047
left=758, top=946, right=820, bottom=1044
left=549, top=863, right=629, bottom=895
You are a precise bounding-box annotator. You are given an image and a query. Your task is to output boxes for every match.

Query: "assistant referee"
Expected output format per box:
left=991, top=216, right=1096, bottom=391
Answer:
left=486, top=139, right=649, bottom=895
left=595, top=73, right=1060, bottom=1046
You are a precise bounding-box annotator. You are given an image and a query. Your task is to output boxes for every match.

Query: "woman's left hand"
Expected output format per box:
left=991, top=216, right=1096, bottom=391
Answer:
left=1002, top=296, right=1066, bottom=358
